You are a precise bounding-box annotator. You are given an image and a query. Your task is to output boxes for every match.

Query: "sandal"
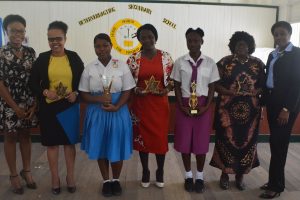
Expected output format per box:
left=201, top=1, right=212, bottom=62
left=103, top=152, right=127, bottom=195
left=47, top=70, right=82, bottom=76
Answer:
left=20, top=170, right=37, bottom=189
left=235, top=174, right=246, bottom=191
left=219, top=173, right=229, bottom=190
left=10, top=175, right=24, bottom=195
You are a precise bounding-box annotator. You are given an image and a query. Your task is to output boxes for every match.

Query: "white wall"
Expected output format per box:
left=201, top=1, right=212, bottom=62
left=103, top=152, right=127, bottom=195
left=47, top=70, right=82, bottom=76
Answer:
left=0, top=1, right=277, bottom=64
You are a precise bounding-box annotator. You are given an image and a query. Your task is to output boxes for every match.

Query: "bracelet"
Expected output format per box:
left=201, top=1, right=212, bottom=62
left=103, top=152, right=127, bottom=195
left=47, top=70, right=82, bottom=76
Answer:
left=74, top=91, right=79, bottom=96
left=282, top=107, right=289, bottom=112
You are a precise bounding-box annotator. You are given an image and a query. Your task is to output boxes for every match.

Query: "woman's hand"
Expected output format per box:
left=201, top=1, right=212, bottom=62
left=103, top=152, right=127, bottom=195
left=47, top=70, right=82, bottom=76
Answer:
left=43, top=89, right=58, bottom=101
left=277, top=109, right=289, bottom=126
left=25, top=104, right=37, bottom=119
left=152, top=88, right=170, bottom=96
left=195, top=105, right=209, bottom=116
left=134, top=87, right=148, bottom=96
left=65, top=91, right=78, bottom=103
left=180, top=105, right=192, bottom=117
left=14, top=107, right=28, bottom=119
left=101, top=103, right=119, bottom=112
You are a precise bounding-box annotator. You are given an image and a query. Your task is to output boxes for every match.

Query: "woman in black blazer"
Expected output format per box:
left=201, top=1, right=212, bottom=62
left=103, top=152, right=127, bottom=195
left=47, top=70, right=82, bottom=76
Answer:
left=260, top=21, right=300, bottom=199
left=29, top=21, right=84, bottom=195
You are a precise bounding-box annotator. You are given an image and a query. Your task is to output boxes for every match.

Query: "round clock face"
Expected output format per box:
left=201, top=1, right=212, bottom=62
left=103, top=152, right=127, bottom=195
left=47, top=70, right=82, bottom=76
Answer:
left=110, top=18, right=142, bottom=55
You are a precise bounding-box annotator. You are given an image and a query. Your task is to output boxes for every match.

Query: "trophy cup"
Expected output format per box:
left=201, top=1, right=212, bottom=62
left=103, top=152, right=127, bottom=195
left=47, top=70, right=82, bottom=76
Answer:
left=144, top=75, right=160, bottom=94
left=188, top=81, right=198, bottom=115
left=55, top=82, right=68, bottom=98
left=101, top=75, right=113, bottom=106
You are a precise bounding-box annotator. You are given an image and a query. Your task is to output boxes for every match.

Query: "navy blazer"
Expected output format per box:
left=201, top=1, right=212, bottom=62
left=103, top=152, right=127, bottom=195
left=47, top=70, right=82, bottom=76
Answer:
left=29, top=49, right=84, bottom=100
left=265, top=46, right=300, bottom=113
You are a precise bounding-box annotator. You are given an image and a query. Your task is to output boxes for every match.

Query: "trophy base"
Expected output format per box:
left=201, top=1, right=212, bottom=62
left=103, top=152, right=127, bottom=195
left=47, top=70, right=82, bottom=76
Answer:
left=190, top=109, right=198, bottom=115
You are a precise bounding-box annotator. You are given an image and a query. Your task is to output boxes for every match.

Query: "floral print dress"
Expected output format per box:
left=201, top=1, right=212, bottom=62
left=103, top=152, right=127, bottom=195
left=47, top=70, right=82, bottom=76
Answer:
left=210, top=55, right=266, bottom=174
left=0, top=44, right=37, bottom=133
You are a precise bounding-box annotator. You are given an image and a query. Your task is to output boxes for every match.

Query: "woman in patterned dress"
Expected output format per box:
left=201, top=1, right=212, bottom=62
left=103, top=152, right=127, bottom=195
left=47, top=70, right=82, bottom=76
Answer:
left=0, top=14, right=37, bottom=194
left=210, top=31, right=266, bottom=190
left=127, top=24, right=174, bottom=188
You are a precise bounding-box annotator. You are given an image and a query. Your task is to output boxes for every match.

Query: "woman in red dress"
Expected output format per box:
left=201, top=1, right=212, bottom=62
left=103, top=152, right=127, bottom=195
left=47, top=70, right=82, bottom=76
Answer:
left=127, top=24, right=173, bottom=188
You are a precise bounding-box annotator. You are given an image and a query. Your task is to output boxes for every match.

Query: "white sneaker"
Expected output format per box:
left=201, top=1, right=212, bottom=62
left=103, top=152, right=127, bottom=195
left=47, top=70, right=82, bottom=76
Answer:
left=155, top=181, right=164, bottom=188
left=141, top=182, right=150, bottom=188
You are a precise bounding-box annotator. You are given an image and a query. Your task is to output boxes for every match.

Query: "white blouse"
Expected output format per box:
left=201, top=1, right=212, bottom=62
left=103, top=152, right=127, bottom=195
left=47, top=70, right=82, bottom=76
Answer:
left=79, top=58, right=136, bottom=93
left=171, top=53, right=220, bottom=97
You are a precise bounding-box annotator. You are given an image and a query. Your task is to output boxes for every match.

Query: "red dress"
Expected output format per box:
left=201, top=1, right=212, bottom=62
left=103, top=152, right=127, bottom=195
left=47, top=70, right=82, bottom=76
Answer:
left=131, top=51, right=169, bottom=154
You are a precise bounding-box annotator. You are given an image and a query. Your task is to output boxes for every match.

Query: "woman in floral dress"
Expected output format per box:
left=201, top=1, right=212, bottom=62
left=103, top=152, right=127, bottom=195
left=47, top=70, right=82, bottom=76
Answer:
left=0, top=14, right=37, bottom=194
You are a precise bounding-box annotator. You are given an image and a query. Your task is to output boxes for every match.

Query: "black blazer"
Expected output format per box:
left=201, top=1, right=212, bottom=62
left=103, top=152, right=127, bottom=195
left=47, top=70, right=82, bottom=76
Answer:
left=29, top=49, right=84, bottom=101
left=264, top=46, right=300, bottom=113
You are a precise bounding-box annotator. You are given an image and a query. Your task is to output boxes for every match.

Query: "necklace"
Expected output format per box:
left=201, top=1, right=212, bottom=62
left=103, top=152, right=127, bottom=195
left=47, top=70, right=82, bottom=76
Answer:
left=233, top=54, right=249, bottom=64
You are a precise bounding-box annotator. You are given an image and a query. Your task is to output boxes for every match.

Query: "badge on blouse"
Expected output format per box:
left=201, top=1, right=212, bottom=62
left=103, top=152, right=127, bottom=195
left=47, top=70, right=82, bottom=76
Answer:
left=112, top=59, right=118, bottom=68
left=144, top=75, right=160, bottom=93
left=55, top=82, right=68, bottom=97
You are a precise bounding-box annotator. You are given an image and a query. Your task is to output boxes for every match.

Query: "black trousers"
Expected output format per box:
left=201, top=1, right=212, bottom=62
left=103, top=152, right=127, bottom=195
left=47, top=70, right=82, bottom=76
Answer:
left=266, top=105, right=298, bottom=193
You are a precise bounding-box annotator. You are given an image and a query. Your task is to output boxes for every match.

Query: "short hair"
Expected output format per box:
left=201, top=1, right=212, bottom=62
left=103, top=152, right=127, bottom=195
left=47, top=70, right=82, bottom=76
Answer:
left=185, top=27, right=204, bottom=38
left=271, top=21, right=292, bottom=35
left=228, top=31, right=256, bottom=54
left=94, top=33, right=112, bottom=45
left=136, top=24, right=158, bottom=41
left=3, top=14, right=26, bottom=31
left=48, top=21, right=68, bottom=35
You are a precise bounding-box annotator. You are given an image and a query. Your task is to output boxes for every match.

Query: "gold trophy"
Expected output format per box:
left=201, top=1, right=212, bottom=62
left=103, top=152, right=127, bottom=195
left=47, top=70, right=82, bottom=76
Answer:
left=55, top=82, right=68, bottom=98
left=101, top=75, right=113, bottom=106
left=189, top=81, right=198, bottom=115
left=236, top=76, right=251, bottom=96
left=144, top=75, right=160, bottom=94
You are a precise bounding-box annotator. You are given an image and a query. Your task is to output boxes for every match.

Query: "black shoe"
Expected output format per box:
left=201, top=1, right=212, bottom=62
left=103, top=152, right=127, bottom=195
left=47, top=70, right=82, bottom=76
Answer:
left=102, top=182, right=112, bottom=197
left=9, top=175, right=24, bottom=195
left=194, top=179, right=205, bottom=193
left=67, top=186, right=76, bottom=193
left=184, top=178, right=194, bottom=192
left=20, top=170, right=37, bottom=189
left=111, top=181, right=122, bottom=196
left=259, top=191, right=281, bottom=199
left=66, top=176, right=76, bottom=193
left=52, top=187, right=61, bottom=195
left=260, top=183, right=269, bottom=190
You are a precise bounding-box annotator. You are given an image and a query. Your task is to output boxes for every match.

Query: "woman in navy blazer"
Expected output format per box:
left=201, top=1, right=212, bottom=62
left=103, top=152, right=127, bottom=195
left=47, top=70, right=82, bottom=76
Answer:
left=260, top=21, right=300, bottom=199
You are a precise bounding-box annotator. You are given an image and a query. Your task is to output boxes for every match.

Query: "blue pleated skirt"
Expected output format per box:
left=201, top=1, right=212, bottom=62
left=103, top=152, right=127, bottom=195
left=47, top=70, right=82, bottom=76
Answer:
left=81, top=92, right=133, bottom=162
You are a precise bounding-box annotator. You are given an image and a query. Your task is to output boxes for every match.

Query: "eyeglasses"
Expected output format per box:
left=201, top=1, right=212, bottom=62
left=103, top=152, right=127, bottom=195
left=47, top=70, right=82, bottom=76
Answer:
left=8, top=29, right=26, bottom=35
left=48, top=37, right=64, bottom=42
